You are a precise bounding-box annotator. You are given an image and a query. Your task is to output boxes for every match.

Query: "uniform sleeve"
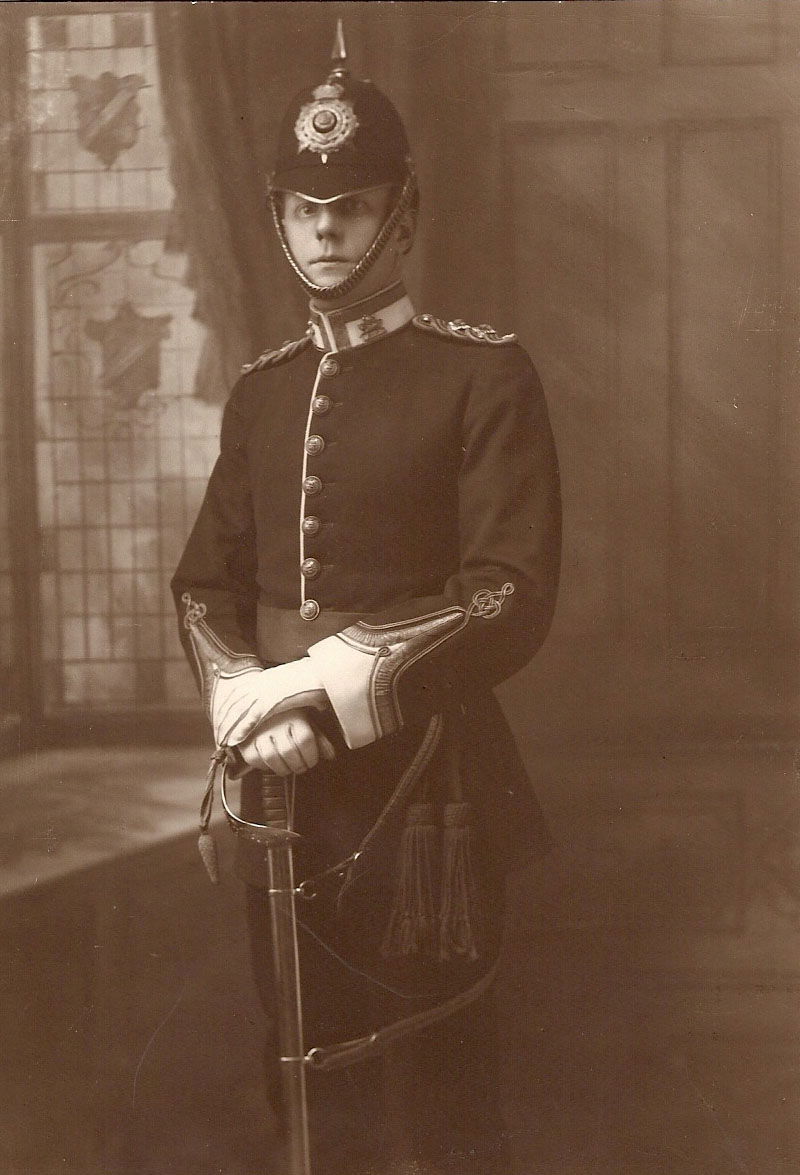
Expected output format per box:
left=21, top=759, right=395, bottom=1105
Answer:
left=307, top=344, right=562, bottom=747
left=170, top=378, right=261, bottom=684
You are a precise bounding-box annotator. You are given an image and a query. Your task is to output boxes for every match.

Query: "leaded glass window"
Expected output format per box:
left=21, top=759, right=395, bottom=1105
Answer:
left=28, top=8, right=172, bottom=212
left=3, top=4, right=222, bottom=720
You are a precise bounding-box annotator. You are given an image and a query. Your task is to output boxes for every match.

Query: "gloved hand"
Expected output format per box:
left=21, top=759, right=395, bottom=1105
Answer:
left=237, top=708, right=337, bottom=776
left=210, top=658, right=327, bottom=749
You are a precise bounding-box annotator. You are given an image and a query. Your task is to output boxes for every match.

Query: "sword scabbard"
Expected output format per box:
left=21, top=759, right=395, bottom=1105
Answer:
left=260, top=776, right=312, bottom=1175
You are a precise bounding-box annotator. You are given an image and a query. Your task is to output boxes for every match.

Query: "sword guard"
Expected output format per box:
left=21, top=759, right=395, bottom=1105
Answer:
left=232, top=823, right=301, bottom=848
left=220, top=767, right=302, bottom=846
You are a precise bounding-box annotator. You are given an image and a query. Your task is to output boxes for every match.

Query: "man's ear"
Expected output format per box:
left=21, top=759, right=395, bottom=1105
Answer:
left=396, top=211, right=417, bottom=255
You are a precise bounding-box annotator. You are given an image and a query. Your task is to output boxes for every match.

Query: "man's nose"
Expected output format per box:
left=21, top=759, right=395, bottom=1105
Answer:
left=315, top=207, right=339, bottom=238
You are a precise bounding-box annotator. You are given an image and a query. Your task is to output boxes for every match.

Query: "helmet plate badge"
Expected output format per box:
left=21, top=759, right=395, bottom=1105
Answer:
left=295, top=83, right=359, bottom=159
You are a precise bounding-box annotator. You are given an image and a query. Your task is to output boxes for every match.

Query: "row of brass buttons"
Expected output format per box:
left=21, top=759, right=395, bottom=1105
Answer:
left=301, top=361, right=337, bottom=619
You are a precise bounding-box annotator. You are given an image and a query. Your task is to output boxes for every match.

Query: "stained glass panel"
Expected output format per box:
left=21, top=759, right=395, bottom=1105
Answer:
left=27, top=8, right=173, bottom=213
left=33, top=241, right=221, bottom=711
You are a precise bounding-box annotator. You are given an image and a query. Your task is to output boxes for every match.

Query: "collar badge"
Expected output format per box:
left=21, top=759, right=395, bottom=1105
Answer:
left=357, top=313, right=386, bottom=342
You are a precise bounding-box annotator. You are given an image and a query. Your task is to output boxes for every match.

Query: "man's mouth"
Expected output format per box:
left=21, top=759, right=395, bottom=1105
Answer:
left=311, top=256, right=349, bottom=264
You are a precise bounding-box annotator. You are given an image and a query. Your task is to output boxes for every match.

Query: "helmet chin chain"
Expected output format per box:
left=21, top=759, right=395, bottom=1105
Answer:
left=269, top=172, right=417, bottom=301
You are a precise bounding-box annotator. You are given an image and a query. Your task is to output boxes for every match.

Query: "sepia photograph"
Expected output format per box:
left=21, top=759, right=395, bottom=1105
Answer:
left=0, top=2, right=798, bottom=1173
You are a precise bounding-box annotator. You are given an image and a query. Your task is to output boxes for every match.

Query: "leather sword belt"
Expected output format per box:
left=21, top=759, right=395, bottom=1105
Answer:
left=257, top=603, right=363, bottom=662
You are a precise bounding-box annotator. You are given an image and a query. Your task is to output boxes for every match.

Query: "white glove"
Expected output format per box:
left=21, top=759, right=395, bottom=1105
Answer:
left=237, top=709, right=336, bottom=776
left=210, top=658, right=327, bottom=748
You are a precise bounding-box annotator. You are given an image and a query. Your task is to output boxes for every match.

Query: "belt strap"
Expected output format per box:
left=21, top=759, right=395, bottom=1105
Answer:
left=257, top=604, right=363, bottom=662
left=304, top=960, right=499, bottom=1072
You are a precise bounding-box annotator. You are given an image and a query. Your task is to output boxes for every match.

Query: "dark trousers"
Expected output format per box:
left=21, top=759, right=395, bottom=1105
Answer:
left=246, top=885, right=513, bottom=1175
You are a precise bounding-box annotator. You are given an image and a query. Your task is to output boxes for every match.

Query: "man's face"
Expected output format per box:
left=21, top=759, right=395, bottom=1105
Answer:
left=281, top=185, right=396, bottom=295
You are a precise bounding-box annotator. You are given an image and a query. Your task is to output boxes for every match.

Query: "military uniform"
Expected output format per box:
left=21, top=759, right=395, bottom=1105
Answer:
left=171, top=28, right=560, bottom=1175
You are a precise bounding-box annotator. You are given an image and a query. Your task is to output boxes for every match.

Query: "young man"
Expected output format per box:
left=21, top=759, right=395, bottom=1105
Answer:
left=172, top=29, right=561, bottom=1175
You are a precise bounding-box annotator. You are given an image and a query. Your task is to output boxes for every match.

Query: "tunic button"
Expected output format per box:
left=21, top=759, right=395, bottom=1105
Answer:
left=302, top=515, right=321, bottom=536
left=305, top=434, right=325, bottom=456
left=302, top=475, right=322, bottom=496
left=312, top=394, right=332, bottom=415
left=301, top=558, right=321, bottom=579
left=300, top=599, right=320, bottom=621
left=319, top=357, right=339, bottom=378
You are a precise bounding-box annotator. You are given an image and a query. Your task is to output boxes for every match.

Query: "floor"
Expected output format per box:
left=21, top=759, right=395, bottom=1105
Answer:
left=0, top=743, right=797, bottom=1175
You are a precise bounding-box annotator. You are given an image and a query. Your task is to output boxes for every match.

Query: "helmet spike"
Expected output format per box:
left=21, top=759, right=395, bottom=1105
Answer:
left=330, top=18, right=348, bottom=76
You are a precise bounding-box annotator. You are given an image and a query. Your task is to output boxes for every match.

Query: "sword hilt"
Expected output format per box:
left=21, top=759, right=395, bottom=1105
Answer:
left=260, top=777, right=290, bottom=830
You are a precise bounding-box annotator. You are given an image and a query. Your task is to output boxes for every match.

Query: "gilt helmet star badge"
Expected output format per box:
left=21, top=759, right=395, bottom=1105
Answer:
left=294, top=82, right=359, bottom=160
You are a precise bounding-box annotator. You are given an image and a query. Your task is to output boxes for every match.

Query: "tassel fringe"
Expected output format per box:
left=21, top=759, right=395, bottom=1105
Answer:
left=381, top=800, right=485, bottom=963
left=198, top=830, right=220, bottom=884
left=381, top=803, right=439, bottom=959
left=439, top=802, right=482, bottom=962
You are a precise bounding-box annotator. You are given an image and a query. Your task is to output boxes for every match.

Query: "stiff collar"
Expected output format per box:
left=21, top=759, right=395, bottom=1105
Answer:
left=308, top=281, right=415, bottom=353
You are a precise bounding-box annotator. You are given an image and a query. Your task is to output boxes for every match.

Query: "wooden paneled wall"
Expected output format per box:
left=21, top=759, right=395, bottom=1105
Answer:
left=491, top=0, right=799, bottom=1100
left=496, top=1, right=798, bottom=745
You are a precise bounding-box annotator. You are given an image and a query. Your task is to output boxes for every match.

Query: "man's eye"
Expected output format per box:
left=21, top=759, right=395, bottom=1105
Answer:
left=298, top=204, right=317, bottom=217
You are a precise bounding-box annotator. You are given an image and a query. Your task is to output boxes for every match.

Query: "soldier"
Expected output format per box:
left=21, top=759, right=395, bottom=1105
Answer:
left=172, top=25, right=561, bottom=1175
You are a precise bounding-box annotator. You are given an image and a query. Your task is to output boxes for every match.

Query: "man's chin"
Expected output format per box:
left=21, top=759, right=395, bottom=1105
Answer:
left=308, top=262, right=351, bottom=286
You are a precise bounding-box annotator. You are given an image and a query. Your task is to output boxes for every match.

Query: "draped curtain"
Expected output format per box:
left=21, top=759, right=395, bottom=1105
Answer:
left=153, top=1, right=504, bottom=401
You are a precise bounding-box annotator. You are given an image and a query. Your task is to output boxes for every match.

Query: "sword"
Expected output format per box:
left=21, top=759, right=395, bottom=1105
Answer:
left=180, top=597, right=313, bottom=1172
left=218, top=763, right=312, bottom=1175
left=261, top=776, right=311, bottom=1175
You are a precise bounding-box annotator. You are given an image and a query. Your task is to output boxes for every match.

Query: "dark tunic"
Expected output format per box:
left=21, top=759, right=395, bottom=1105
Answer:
left=171, top=294, right=561, bottom=1171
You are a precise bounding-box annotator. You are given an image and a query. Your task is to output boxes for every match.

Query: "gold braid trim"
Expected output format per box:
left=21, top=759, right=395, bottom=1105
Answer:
left=240, top=329, right=313, bottom=375
left=413, top=314, right=517, bottom=346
